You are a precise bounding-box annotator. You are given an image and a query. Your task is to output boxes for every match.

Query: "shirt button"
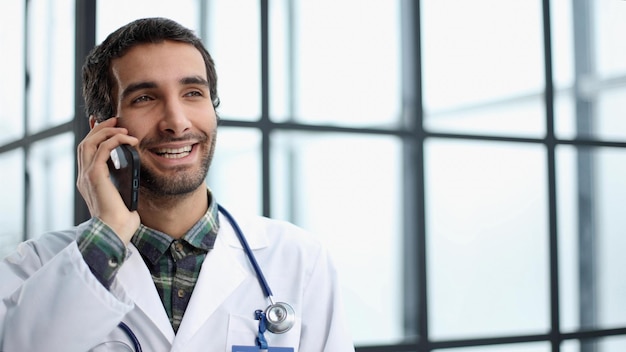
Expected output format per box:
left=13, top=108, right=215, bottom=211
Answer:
left=177, top=289, right=186, bottom=298
left=174, top=242, right=184, bottom=252
left=108, top=258, right=119, bottom=267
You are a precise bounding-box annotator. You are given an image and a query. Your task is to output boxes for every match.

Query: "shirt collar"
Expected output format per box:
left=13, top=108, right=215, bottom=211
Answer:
left=131, top=189, right=220, bottom=265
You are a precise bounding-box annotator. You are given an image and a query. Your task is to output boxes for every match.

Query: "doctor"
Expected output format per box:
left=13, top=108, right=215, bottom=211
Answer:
left=0, top=17, right=354, bottom=352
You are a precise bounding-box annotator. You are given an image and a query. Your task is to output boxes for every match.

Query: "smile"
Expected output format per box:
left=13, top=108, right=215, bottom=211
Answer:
left=154, top=145, right=193, bottom=159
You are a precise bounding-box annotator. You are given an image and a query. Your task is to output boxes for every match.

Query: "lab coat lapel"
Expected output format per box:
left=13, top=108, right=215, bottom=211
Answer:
left=174, top=212, right=267, bottom=343
left=173, top=229, right=247, bottom=343
left=117, top=244, right=175, bottom=343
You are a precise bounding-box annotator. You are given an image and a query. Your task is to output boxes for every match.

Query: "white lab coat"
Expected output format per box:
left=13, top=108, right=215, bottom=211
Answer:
left=0, top=210, right=355, bottom=351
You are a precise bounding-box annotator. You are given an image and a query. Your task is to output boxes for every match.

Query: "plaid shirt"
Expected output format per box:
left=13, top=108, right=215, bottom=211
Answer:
left=78, top=191, right=220, bottom=333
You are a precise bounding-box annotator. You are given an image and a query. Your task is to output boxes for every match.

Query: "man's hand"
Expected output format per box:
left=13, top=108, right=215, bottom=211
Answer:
left=76, top=117, right=140, bottom=244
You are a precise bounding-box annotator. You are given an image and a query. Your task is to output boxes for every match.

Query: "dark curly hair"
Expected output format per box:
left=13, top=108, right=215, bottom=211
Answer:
left=82, top=17, right=219, bottom=122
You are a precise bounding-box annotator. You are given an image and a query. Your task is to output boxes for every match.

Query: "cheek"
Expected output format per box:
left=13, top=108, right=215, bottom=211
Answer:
left=118, top=120, right=151, bottom=141
left=193, top=108, right=218, bottom=130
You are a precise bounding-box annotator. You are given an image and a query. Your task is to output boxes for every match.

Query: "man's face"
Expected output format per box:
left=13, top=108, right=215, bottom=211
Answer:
left=110, top=40, right=218, bottom=197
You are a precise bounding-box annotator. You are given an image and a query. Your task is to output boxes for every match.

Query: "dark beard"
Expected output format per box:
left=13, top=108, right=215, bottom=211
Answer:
left=139, top=131, right=216, bottom=198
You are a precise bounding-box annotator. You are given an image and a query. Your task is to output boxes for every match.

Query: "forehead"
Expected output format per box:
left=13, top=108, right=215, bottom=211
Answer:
left=110, top=40, right=207, bottom=84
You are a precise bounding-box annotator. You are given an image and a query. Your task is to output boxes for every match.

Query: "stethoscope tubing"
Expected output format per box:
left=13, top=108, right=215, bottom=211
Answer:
left=118, top=321, right=142, bottom=352
left=217, top=204, right=275, bottom=299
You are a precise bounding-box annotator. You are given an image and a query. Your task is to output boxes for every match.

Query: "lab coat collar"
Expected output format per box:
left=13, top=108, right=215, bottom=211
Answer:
left=218, top=209, right=270, bottom=250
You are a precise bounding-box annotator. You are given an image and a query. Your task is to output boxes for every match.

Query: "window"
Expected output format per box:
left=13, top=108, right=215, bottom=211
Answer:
left=1, top=1, right=626, bottom=351
left=0, top=0, right=75, bottom=256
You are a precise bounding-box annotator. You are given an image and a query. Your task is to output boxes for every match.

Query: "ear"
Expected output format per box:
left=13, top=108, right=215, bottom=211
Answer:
left=89, top=116, right=98, bottom=129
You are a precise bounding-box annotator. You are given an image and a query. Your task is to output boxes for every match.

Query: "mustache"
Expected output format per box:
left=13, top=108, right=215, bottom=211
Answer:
left=139, top=132, right=209, bottom=149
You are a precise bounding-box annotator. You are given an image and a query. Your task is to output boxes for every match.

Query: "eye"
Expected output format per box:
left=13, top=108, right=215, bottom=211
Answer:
left=132, top=95, right=153, bottom=104
left=184, top=90, right=203, bottom=98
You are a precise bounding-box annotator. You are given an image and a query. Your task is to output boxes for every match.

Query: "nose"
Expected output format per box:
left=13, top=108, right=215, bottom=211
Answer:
left=159, top=98, right=192, bottom=136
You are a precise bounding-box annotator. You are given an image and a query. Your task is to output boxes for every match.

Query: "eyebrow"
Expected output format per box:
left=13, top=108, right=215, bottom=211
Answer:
left=120, top=75, right=210, bottom=100
left=120, top=81, right=157, bottom=100
left=181, top=75, right=210, bottom=87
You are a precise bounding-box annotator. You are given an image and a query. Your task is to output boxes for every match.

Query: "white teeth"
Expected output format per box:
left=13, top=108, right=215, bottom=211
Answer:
left=162, top=152, right=190, bottom=159
left=155, top=145, right=192, bottom=159
left=155, top=146, right=192, bottom=154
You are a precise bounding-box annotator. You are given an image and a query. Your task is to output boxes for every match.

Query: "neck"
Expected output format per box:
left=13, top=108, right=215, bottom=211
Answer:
left=136, top=186, right=208, bottom=239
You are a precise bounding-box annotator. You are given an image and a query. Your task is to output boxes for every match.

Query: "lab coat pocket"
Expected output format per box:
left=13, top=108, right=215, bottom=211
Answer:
left=226, top=313, right=301, bottom=352
left=226, top=314, right=257, bottom=349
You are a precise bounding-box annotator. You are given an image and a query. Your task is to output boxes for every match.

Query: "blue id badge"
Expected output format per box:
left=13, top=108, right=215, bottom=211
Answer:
left=232, top=346, right=294, bottom=352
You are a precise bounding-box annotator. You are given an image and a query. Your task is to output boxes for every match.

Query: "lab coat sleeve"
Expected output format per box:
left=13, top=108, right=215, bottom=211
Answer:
left=0, top=238, right=134, bottom=352
left=299, top=246, right=355, bottom=352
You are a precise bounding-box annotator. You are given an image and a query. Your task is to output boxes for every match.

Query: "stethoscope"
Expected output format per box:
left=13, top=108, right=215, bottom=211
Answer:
left=116, top=204, right=295, bottom=351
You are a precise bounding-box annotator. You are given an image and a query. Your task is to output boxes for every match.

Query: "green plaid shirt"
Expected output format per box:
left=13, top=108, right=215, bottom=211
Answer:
left=78, top=191, right=220, bottom=333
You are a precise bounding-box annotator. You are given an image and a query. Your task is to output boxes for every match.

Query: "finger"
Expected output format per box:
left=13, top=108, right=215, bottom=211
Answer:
left=76, top=117, right=137, bottom=205
left=79, top=119, right=138, bottom=167
left=90, top=134, right=139, bottom=173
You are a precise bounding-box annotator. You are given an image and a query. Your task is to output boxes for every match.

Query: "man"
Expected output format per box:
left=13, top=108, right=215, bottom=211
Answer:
left=0, top=17, right=354, bottom=351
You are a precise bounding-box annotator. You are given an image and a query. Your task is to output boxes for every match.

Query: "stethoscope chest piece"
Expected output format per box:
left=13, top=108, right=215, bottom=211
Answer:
left=265, top=302, right=295, bottom=334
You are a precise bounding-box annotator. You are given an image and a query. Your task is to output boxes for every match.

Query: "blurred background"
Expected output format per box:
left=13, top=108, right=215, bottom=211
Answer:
left=1, top=0, right=626, bottom=351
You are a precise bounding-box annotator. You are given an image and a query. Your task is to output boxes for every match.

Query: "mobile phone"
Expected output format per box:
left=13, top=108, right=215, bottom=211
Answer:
left=107, top=144, right=140, bottom=211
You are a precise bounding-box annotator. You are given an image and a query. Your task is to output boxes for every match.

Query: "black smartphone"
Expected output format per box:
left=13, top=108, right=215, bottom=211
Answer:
left=107, top=144, right=140, bottom=211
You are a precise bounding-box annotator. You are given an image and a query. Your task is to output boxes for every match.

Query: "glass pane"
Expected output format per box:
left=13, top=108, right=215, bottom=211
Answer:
left=0, top=150, right=24, bottom=258
left=271, top=0, right=402, bottom=128
left=207, top=128, right=262, bottom=216
left=433, top=342, right=550, bottom=352
left=595, top=0, right=626, bottom=80
left=28, top=133, right=74, bottom=237
left=550, top=0, right=574, bottom=90
left=554, top=1, right=626, bottom=141
left=422, top=0, right=545, bottom=137
left=597, top=336, right=626, bottom=352
left=551, top=0, right=577, bottom=140
left=554, top=91, right=576, bottom=141
left=205, top=0, right=260, bottom=121
left=0, top=1, right=25, bottom=145
left=596, top=148, right=626, bottom=336
left=97, top=0, right=199, bottom=42
left=561, top=339, right=578, bottom=352
left=27, top=0, right=75, bottom=133
left=425, top=139, right=549, bottom=339
left=271, top=132, right=404, bottom=345
left=562, top=336, right=626, bottom=352
left=555, top=145, right=578, bottom=332
left=558, top=146, right=626, bottom=332
left=424, top=98, right=545, bottom=137
left=596, top=88, right=626, bottom=140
